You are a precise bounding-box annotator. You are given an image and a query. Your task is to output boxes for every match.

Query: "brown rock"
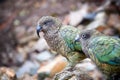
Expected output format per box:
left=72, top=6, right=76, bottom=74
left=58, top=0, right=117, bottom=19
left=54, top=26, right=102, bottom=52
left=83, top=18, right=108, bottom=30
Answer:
left=37, top=55, right=68, bottom=78
left=0, top=67, right=16, bottom=80
left=53, top=58, right=105, bottom=80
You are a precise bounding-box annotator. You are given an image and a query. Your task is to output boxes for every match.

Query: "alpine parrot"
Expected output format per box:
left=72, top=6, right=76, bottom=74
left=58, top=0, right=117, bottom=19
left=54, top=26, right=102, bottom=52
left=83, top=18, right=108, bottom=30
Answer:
left=75, top=29, right=120, bottom=80
left=36, top=16, right=86, bottom=67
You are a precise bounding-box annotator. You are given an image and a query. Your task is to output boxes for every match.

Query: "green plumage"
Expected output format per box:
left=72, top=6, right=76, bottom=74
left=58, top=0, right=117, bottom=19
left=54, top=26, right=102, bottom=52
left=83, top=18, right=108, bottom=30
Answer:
left=60, top=26, right=82, bottom=51
left=87, top=36, right=120, bottom=79
left=75, top=30, right=120, bottom=80
left=36, top=16, right=86, bottom=67
left=88, top=36, right=120, bottom=65
left=59, top=26, right=85, bottom=66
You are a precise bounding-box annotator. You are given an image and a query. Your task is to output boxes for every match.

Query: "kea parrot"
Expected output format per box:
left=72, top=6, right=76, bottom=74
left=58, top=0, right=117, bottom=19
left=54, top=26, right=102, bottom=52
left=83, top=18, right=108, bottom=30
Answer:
left=75, top=29, right=120, bottom=80
left=36, top=16, right=86, bottom=67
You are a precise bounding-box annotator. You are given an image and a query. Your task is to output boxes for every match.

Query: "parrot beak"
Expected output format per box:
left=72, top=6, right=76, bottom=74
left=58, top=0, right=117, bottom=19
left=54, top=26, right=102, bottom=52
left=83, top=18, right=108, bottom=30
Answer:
left=74, top=35, right=80, bottom=42
left=36, top=25, right=42, bottom=37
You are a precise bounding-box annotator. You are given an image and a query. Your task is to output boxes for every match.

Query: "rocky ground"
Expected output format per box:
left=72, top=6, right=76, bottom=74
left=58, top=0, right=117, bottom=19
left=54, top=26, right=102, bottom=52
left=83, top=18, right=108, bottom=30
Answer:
left=0, top=0, right=120, bottom=80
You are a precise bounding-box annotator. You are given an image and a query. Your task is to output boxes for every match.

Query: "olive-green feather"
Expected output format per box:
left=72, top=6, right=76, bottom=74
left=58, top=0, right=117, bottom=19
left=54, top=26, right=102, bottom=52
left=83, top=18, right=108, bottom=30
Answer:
left=60, top=25, right=82, bottom=51
left=59, top=25, right=85, bottom=66
left=88, top=36, right=120, bottom=65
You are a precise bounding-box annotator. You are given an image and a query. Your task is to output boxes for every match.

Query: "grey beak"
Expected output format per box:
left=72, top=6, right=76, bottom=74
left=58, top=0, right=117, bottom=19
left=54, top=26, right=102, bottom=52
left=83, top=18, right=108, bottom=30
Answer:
left=36, top=25, right=42, bottom=37
left=74, top=35, right=80, bottom=42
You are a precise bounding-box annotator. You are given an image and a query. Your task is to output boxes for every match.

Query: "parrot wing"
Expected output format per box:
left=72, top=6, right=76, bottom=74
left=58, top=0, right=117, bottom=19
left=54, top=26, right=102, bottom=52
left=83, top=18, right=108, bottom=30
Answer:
left=88, top=36, right=120, bottom=65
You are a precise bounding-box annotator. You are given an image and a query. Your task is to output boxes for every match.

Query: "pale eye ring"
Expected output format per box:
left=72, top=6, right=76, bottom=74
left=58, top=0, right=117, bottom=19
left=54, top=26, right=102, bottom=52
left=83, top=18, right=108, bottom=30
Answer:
left=81, top=33, right=90, bottom=40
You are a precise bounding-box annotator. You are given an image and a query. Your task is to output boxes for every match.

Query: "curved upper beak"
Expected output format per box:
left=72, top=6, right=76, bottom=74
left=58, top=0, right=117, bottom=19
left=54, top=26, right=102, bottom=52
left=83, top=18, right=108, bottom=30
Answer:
left=36, top=25, right=42, bottom=37
left=74, top=35, right=80, bottom=42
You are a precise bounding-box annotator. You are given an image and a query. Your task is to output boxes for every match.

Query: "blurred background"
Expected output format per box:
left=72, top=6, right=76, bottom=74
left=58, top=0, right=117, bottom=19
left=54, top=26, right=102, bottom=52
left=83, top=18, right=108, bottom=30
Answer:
left=0, top=0, right=120, bottom=80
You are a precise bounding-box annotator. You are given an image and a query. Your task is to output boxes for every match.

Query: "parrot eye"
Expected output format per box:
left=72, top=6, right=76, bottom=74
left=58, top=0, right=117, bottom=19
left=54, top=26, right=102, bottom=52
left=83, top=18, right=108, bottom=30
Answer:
left=81, top=33, right=90, bottom=40
left=43, top=20, right=54, bottom=26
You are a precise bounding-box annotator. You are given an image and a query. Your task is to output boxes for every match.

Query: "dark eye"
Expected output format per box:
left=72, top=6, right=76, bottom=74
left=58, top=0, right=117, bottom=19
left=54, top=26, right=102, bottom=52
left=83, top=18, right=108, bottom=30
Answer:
left=43, top=20, right=54, bottom=26
left=81, top=33, right=90, bottom=40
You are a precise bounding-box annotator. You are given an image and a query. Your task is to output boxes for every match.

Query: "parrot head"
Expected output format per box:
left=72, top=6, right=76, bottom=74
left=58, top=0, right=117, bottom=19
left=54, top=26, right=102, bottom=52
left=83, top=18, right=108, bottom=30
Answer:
left=36, top=16, right=62, bottom=37
left=75, top=29, right=101, bottom=47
